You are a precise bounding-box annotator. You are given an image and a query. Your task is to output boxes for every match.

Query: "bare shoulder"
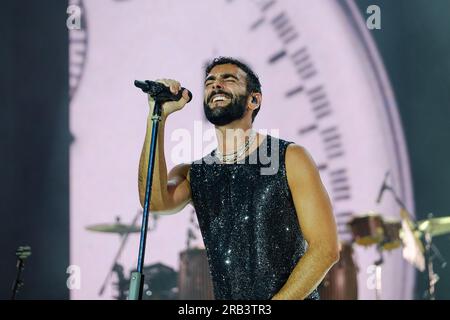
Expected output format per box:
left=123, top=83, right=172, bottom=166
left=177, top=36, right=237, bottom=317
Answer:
left=285, top=144, right=320, bottom=184
left=286, top=144, right=317, bottom=171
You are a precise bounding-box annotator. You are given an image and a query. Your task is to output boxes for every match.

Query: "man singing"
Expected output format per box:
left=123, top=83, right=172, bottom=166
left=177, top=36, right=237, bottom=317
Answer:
left=138, top=57, right=339, bottom=300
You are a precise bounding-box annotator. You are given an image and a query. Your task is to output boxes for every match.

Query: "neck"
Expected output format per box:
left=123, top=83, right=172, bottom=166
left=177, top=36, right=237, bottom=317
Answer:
left=215, top=118, right=253, bottom=155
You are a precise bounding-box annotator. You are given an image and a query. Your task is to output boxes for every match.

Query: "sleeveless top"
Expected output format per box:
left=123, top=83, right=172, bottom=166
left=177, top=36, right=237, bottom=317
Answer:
left=189, top=135, right=320, bottom=300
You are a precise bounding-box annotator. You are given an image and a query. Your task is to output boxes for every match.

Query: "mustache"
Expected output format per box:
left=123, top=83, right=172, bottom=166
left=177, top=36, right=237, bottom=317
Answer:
left=208, top=90, right=232, bottom=103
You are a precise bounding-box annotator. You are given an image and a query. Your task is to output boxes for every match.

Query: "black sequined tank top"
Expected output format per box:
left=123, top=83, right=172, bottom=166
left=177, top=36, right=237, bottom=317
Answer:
left=189, top=135, right=319, bottom=300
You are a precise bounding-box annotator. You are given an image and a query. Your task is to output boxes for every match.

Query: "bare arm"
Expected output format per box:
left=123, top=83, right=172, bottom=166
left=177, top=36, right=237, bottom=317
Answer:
left=138, top=79, right=192, bottom=214
left=272, top=144, right=339, bottom=300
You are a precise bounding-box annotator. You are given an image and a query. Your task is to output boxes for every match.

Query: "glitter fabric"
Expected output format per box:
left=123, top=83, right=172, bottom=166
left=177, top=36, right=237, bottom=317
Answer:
left=190, top=135, right=319, bottom=300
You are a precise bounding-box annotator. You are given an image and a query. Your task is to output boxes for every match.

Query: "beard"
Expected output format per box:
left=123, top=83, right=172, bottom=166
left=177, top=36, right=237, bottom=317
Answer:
left=203, top=91, right=248, bottom=126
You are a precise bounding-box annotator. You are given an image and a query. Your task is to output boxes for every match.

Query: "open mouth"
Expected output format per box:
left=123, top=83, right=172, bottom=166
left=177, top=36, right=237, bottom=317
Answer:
left=210, top=93, right=231, bottom=103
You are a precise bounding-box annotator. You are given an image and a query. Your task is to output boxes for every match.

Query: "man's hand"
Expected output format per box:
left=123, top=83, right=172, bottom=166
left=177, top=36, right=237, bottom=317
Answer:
left=139, top=78, right=193, bottom=212
left=148, top=79, right=191, bottom=118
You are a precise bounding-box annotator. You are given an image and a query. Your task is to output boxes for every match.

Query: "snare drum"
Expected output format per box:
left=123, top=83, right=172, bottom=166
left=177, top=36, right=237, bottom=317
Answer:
left=381, top=220, right=402, bottom=251
left=348, top=213, right=384, bottom=247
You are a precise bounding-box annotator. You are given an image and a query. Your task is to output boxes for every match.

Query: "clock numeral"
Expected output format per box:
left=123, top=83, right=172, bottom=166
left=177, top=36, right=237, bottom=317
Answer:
left=333, top=194, right=351, bottom=203
left=250, top=17, right=266, bottom=31
left=320, top=126, right=345, bottom=159
left=271, top=12, right=299, bottom=45
left=268, top=50, right=287, bottom=64
left=285, top=85, right=304, bottom=98
left=298, top=124, right=317, bottom=135
left=291, top=47, right=317, bottom=80
left=252, top=0, right=277, bottom=12
left=328, top=168, right=351, bottom=202
left=69, top=28, right=88, bottom=99
left=307, top=85, right=332, bottom=120
left=69, top=28, right=86, bottom=42
left=336, top=211, right=353, bottom=234
left=336, top=211, right=353, bottom=218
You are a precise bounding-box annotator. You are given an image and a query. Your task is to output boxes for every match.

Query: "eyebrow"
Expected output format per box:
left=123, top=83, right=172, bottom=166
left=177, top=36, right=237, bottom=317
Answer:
left=205, top=73, right=239, bottom=83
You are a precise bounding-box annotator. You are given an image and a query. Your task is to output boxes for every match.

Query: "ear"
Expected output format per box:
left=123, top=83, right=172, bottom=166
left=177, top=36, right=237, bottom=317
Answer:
left=247, top=93, right=262, bottom=111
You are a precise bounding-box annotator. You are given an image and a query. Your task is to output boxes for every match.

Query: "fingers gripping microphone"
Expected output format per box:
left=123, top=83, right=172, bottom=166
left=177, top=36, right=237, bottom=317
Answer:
left=134, top=80, right=193, bottom=103
left=376, top=171, right=390, bottom=204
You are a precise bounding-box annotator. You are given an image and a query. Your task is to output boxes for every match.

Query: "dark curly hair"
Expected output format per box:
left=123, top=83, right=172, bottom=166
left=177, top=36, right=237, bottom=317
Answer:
left=205, top=57, right=262, bottom=122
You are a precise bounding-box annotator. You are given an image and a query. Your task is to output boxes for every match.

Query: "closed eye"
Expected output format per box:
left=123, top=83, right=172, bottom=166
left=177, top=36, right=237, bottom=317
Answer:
left=204, top=73, right=239, bottom=85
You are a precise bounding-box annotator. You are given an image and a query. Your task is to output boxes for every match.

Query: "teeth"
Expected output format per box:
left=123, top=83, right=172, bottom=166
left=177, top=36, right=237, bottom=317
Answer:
left=212, top=95, right=227, bottom=102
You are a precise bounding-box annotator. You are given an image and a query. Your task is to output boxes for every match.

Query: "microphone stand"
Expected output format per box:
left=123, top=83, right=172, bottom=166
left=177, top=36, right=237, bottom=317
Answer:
left=11, top=246, right=31, bottom=300
left=128, top=81, right=189, bottom=300
left=383, top=183, right=420, bottom=236
left=128, top=101, right=162, bottom=300
left=383, top=185, right=410, bottom=218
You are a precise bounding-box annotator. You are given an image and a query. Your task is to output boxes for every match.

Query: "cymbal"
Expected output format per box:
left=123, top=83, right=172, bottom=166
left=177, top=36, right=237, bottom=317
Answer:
left=399, top=209, right=425, bottom=272
left=417, top=216, right=450, bottom=237
left=86, top=223, right=140, bottom=234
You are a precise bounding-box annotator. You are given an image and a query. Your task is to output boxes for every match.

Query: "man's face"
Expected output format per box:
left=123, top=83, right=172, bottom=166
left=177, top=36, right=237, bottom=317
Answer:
left=203, top=64, right=249, bottom=126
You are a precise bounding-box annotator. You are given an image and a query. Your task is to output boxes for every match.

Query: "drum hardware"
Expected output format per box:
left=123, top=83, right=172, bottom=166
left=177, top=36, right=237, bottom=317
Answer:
left=416, top=216, right=450, bottom=238
left=395, top=202, right=448, bottom=299
left=113, top=263, right=178, bottom=300
left=417, top=213, right=448, bottom=300
left=373, top=244, right=384, bottom=300
left=127, top=263, right=178, bottom=300
left=85, top=211, right=159, bottom=297
left=348, top=213, right=384, bottom=247
left=399, top=208, right=425, bottom=272
left=380, top=220, right=402, bottom=251
left=86, top=217, right=141, bottom=235
left=111, top=263, right=128, bottom=300
left=371, top=172, right=448, bottom=299
left=348, top=212, right=394, bottom=300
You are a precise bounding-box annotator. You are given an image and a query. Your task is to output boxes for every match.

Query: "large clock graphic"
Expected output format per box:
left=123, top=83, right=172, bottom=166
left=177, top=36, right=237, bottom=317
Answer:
left=69, top=0, right=415, bottom=299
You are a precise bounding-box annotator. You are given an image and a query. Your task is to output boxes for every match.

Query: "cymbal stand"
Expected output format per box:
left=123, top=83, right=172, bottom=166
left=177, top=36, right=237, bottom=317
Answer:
left=424, top=231, right=439, bottom=300
left=419, top=212, right=448, bottom=300
left=374, top=244, right=384, bottom=300
left=98, top=212, right=140, bottom=296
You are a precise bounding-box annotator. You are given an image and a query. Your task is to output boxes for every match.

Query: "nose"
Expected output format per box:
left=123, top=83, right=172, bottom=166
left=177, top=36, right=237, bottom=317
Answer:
left=211, top=79, right=224, bottom=90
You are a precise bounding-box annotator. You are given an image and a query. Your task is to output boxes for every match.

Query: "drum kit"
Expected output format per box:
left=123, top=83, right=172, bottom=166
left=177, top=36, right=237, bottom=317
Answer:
left=318, top=210, right=449, bottom=300
left=85, top=212, right=160, bottom=298
left=322, top=171, right=448, bottom=300
left=84, top=210, right=211, bottom=300
left=346, top=210, right=449, bottom=299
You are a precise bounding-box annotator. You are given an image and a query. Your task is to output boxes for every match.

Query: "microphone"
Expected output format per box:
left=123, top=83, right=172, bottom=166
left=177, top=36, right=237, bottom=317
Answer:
left=134, top=80, right=192, bottom=102
left=376, top=171, right=390, bottom=204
